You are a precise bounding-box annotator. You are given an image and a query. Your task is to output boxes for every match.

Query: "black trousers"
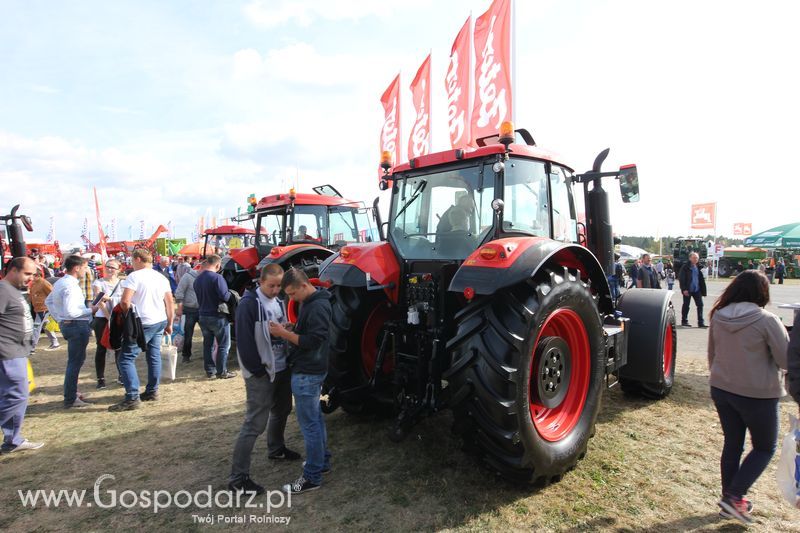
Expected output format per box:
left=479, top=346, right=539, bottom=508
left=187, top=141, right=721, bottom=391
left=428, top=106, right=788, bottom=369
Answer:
left=681, top=291, right=704, bottom=325
left=93, top=317, right=120, bottom=380
left=711, top=386, right=779, bottom=498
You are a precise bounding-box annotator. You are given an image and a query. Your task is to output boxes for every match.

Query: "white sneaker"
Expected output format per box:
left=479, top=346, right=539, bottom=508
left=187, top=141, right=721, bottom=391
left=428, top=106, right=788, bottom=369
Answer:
left=66, top=397, right=92, bottom=408
left=45, top=344, right=60, bottom=351
left=1, top=439, right=45, bottom=454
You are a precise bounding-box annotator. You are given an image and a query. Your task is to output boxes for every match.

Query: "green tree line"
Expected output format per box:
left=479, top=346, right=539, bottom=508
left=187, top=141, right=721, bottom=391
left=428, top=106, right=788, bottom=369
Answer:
left=619, top=235, right=745, bottom=253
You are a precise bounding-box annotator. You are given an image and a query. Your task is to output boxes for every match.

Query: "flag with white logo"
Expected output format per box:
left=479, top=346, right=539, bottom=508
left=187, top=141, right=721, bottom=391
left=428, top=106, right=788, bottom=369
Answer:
left=380, top=74, right=401, bottom=176
left=471, top=0, right=512, bottom=142
left=408, top=54, right=431, bottom=159
left=446, top=16, right=472, bottom=149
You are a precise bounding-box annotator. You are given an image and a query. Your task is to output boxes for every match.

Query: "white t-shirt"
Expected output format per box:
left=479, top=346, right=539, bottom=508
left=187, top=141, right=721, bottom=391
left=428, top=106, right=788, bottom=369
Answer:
left=91, top=278, right=123, bottom=319
left=121, top=268, right=171, bottom=326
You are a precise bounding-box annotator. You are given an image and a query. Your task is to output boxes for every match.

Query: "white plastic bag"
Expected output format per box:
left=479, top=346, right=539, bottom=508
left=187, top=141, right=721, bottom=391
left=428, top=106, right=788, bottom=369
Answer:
left=776, top=415, right=800, bottom=508
left=172, top=316, right=185, bottom=351
left=161, top=334, right=178, bottom=381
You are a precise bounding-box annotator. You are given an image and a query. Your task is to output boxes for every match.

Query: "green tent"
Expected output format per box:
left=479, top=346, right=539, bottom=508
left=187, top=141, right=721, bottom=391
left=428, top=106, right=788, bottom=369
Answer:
left=744, top=223, right=800, bottom=248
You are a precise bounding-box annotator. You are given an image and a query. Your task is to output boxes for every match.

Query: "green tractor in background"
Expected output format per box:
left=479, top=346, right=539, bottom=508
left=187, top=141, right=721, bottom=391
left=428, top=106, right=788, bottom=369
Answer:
left=670, top=237, right=708, bottom=275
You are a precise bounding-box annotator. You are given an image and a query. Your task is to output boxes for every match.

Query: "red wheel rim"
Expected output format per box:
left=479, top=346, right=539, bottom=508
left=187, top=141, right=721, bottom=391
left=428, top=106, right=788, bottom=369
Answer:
left=663, top=322, right=674, bottom=379
left=360, top=302, right=394, bottom=376
left=529, top=308, right=590, bottom=442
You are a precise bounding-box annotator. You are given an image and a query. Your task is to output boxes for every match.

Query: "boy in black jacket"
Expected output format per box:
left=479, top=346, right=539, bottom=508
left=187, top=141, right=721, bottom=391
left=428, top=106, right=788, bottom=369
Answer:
left=269, top=268, right=332, bottom=495
left=228, top=264, right=300, bottom=495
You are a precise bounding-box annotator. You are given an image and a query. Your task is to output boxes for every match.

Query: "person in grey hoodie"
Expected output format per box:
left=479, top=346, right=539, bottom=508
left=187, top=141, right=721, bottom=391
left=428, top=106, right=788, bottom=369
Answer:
left=228, top=264, right=299, bottom=495
left=707, top=270, right=789, bottom=523
left=174, top=266, right=200, bottom=363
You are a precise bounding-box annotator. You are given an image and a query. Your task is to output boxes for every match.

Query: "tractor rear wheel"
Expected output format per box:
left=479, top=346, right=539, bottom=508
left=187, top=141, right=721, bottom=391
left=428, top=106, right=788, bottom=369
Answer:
left=326, top=286, right=394, bottom=414
left=446, top=268, right=605, bottom=484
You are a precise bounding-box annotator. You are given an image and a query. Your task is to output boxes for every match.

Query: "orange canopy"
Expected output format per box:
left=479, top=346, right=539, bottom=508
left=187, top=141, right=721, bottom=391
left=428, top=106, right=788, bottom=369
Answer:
left=177, top=242, right=210, bottom=256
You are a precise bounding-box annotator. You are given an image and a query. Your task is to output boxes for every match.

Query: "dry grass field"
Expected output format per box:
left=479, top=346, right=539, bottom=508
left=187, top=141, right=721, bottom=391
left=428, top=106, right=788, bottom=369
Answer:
left=1, top=330, right=799, bottom=532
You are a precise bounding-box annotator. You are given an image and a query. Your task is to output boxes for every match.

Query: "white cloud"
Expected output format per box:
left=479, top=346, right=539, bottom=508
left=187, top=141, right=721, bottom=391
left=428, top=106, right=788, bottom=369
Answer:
left=232, top=48, right=265, bottom=81
left=97, top=105, right=142, bottom=115
left=243, top=0, right=432, bottom=28
left=30, top=84, right=59, bottom=94
left=231, top=43, right=388, bottom=87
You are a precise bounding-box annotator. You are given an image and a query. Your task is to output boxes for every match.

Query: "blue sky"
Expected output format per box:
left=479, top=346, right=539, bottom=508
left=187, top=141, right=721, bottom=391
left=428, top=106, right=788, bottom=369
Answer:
left=2, top=0, right=799, bottom=247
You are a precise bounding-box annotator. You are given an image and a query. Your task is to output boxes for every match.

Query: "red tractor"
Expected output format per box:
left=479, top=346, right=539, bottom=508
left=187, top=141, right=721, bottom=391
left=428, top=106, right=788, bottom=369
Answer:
left=221, top=185, right=379, bottom=294
left=319, top=124, right=676, bottom=485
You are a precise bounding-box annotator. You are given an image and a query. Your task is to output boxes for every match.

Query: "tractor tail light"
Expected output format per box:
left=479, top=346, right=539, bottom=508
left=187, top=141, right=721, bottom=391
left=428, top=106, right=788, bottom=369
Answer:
left=479, top=246, right=499, bottom=260
left=463, top=287, right=475, bottom=300
left=340, top=247, right=359, bottom=259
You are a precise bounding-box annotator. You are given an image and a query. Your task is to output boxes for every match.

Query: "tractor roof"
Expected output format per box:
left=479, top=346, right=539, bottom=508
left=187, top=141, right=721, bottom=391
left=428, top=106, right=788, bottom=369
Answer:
left=204, top=225, right=255, bottom=235
left=256, top=192, right=360, bottom=210
left=391, top=143, right=574, bottom=174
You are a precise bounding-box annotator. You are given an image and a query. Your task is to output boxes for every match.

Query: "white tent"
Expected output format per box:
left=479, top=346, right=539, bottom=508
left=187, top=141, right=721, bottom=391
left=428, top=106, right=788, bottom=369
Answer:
left=618, top=244, right=651, bottom=260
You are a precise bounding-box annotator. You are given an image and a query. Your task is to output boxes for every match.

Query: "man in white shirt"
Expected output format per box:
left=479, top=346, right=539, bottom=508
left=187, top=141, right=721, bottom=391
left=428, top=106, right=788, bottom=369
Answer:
left=109, top=249, right=174, bottom=412
left=45, top=255, right=106, bottom=408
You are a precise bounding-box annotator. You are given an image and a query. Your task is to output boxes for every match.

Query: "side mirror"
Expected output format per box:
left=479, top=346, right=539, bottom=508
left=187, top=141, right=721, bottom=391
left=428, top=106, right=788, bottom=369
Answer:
left=618, top=165, right=639, bottom=203
left=21, top=216, right=34, bottom=232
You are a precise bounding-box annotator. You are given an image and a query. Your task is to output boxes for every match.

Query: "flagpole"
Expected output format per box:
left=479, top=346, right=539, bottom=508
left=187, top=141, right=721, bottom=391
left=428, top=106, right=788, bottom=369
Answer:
left=511, top=0, right=516, bottom=123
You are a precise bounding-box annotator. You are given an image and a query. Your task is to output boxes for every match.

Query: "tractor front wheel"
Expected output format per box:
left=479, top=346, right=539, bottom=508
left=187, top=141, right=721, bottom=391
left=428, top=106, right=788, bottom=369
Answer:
left=325, top=286, right=394, bottom=415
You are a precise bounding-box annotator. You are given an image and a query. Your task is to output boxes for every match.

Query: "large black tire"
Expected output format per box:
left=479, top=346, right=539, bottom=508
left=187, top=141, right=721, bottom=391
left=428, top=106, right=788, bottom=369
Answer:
left=446, top=268, right=605, bottom=485
left=618, top=299, right=677, bottom=399
left=326, top=286, right=393, bottom=414
left=717, top=258, right=734, bottom=278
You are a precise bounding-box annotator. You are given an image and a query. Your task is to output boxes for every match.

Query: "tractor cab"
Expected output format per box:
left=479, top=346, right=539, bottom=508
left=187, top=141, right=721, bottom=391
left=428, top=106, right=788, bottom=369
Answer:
left=220, top=185, right=379, bottom=294
left=251, top=186, right=377, bottom=254
left=202, top=225, right=256, bottom=258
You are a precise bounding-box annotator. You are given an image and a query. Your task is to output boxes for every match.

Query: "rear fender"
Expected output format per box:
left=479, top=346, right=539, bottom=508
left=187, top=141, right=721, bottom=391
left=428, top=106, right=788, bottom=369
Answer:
left=319, top=242, right=400, bottom=303
left=227, top=246, right=260, bottom=271
left=448, top=237, right=613, bottom=313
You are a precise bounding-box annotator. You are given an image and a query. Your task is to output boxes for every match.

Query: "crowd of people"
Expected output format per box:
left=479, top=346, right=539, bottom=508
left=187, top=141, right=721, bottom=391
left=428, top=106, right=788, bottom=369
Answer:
left=1, top=246, right=800, bottom=512
left=1, top=248, right=333, bottom=496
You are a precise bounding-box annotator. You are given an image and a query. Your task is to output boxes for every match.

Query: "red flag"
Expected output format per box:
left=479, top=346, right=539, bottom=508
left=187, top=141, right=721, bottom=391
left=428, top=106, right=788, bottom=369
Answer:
left=446, top=16, right=472, bottom=149
left=93, top=187, right=109, bottom=262
left=408, top=54, right=431, bottom=159
left=471, top=0, right=512, bottom=141
left=380, top=74, right=401, bottom=175
left=690, top=202, right=716, bottom=230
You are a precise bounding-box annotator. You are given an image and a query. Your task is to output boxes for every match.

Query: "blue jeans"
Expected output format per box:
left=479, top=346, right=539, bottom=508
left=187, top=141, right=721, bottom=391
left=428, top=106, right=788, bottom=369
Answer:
left=0, top=358, right=29, bottom=447
left=711, top=386, right=779, bottom=498
left=607, top=275, right=619, bottom=300
left=292, top=372, right=331, bottom=485
left=198, top=316, right=231, bottom=376
left=181, top=308, right=199, bottom=359
left=60, top=321, right=91, bottom=405
left=118, top=321, right=167, bottom=401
